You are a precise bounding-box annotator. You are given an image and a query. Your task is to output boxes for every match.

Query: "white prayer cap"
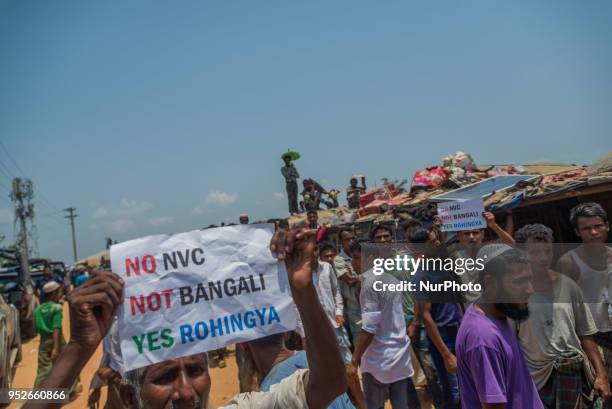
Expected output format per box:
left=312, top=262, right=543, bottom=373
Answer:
left=42, top=281, right=61, bottom=294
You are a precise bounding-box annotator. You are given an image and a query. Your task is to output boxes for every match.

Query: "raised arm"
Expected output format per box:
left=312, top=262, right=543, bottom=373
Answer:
left=271, top=228, right=346, bottom=409
left=23, top=271, right=124, bottom=409
left=433, top=215, right=446, bottom=244
left=484, top=212, right=515, bottom=247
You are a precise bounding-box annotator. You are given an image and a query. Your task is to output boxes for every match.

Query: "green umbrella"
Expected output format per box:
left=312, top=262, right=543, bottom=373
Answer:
left=281, top=150, right=301, bottom=161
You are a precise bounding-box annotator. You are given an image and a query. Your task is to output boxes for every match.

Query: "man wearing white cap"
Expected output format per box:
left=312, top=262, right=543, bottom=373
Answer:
left=34, top=281, right=82, bottom=396
left=34, top=281, right=64, bottom=387
left=456, top=244, right=543, bottom=409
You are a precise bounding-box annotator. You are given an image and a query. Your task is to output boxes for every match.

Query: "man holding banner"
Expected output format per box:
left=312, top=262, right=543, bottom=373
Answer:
left=438, top=198, right=516, bottom=303
left=24, top=225, right=347, bottom=409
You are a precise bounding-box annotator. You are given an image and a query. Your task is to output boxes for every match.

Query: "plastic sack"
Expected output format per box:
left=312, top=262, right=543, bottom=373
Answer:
left=411, top=167, right=449, bottom=188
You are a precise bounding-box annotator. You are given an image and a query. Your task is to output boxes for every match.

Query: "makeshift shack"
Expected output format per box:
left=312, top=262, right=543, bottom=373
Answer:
left=353, top=152, right=612, bottom=244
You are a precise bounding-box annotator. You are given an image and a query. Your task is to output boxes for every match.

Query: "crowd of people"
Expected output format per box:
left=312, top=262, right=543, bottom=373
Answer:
left=19, top=196, right=612, bottom=409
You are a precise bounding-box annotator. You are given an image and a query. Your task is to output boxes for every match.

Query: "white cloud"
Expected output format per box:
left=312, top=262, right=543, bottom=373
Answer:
left=0, top=208, right=12, bottom=224
left=108, top=219, right=135, bottom=233
left=148, top=216, right=174, bottom=226
left=121, top=199, right=136, bottom=207
left=192, top=206, right=207, bottom=215
left=273, top=192, right=285, bottom=200
left=89, top=223, right=99, bottom=230
left=119, top=199, right=153, bottom=215
left=206, top=190, right=239, bottom=206
left=91, top=200, right=153, bottom=221
left=92, top=207, right=108, bottom=219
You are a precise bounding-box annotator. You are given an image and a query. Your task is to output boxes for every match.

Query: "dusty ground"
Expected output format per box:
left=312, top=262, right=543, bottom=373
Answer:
left=8, top=303, right=429, bottom=408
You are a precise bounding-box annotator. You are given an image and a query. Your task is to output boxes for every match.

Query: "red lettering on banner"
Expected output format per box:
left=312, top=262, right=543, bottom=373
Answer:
left=129, top=289, right=174, bottom=316
left=142, top=255, right=157, bottom=273
left=147, top=292, right=161, bottom=311
left=160, top=289, right=173, bottom=308
left=130, top=295, right=146, bottom=315
left=125, top=255, right=157, bottom=277
left=125, top=258, right=141, bottom=277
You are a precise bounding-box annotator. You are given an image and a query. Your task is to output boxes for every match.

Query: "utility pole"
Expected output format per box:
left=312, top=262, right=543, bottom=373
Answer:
left=10, top=178, right=34, bottom=285
left=64, top=207, right=78, bottom=262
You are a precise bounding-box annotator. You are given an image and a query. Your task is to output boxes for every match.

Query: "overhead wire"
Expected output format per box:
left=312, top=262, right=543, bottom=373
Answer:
left=0, top=180, right=11, bottom=193
left=0, top=141, right=27, bottom=176
left=0, top=160, right=14, bottom=179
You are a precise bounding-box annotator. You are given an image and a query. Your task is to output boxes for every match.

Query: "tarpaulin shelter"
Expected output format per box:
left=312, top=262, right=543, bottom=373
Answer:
left=353, top=152, right=612, bottom=244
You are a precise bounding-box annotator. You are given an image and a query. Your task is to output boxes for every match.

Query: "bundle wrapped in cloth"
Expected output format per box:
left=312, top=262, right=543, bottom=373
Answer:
left=411, top=167, right=450, bottom=189
left=442, top=151, right=476, bottom=171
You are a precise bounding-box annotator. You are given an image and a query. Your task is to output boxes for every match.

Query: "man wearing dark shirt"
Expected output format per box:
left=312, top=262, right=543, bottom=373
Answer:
left=35, top=265, right=63, bottom=296
left=411, top=227, right=462, bottom=409
left=346, top=177, right=366, bottom=209
left=281, top=154, right=300, bottom=215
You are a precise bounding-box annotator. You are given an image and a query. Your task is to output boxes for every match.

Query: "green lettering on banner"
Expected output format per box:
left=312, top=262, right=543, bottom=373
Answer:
left=133, top=329, right=175, bottom=353
left=133, top=334, right=146, bottom=354
left=160, top=328, right=175, bottom=348
left=148, top=330, right=161, bottom=351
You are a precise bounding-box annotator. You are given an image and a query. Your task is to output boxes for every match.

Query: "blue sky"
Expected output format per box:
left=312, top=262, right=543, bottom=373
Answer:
left=1, top=0, right=610, bottom=264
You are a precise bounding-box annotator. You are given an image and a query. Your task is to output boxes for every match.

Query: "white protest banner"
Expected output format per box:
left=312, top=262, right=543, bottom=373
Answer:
left=110, top=224, right=297, bottom=372
left=437, top=198, right=487, bottom=232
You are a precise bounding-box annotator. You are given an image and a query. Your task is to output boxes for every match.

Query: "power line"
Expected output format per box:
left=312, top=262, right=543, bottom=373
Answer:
left=0, top=158, right=14, bottom=179
left=38, top=213, right=69, bottom=227
left=38, top=210, right=64, bottom=218
left=0, top=180, right=12, bottom=196
left=0, top=141, right=26, bottom=176
left=35, top=193, right=61, bottom=213
left=33, top=198, right=63, bottom=215
left=35, top=218, right=68, bottom=231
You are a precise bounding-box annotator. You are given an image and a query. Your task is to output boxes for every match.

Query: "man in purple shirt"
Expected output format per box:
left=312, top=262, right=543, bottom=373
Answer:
left=456, top=244, right=544, bottom=409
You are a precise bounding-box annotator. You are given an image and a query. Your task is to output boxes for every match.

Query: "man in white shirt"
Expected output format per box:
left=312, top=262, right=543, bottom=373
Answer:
left=317, top=242, right=366, bottom=409
left=349, top=225, right=416, bottom=409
